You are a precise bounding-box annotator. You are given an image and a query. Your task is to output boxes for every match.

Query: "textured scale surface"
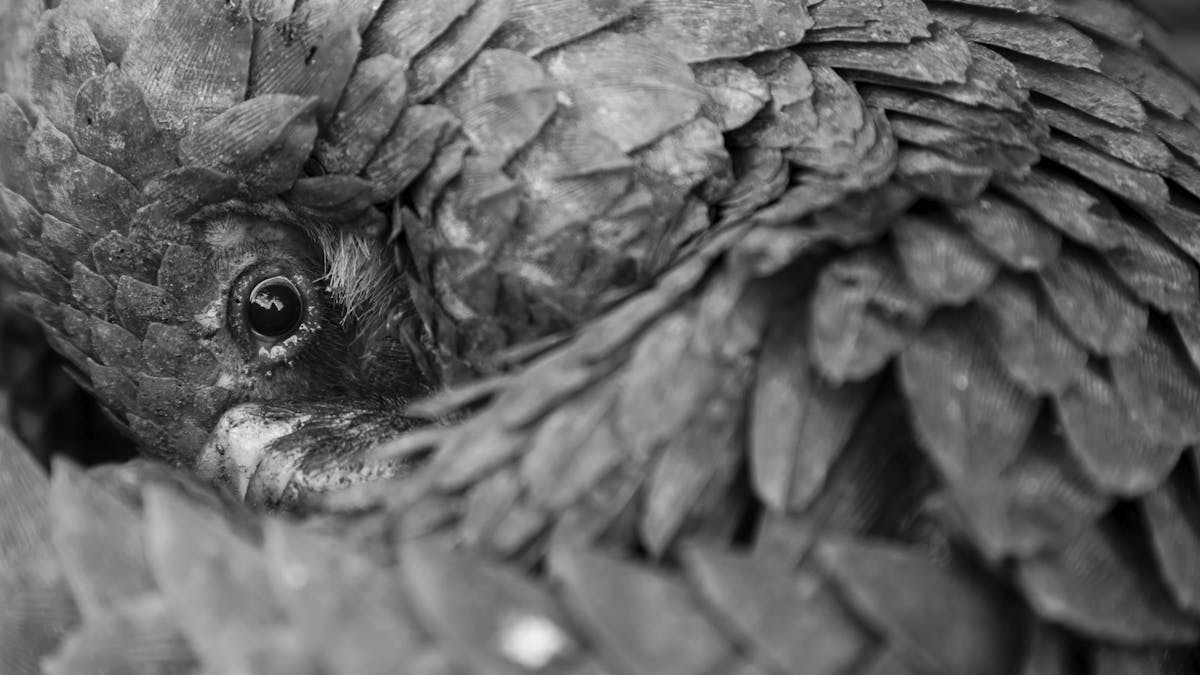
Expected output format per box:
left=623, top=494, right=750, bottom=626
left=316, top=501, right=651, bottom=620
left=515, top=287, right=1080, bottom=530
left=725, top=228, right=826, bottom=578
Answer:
left=4, top=0, right=1200, bottom=673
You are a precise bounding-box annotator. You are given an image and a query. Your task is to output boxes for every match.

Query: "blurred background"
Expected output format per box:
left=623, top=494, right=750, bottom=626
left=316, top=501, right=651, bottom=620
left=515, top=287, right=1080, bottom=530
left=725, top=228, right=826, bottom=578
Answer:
left=1142, top=0, right=1200, bottom=79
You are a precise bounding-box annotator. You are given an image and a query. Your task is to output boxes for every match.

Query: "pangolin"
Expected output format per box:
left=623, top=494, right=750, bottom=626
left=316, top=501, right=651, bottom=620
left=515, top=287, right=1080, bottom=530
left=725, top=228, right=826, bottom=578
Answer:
left=4, top=0, right=1200, bottom=673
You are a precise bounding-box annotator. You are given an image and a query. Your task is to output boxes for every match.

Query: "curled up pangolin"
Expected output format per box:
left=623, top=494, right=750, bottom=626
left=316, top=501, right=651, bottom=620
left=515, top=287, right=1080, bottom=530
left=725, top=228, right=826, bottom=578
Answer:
left=5, top=0, right=1200, bottom=673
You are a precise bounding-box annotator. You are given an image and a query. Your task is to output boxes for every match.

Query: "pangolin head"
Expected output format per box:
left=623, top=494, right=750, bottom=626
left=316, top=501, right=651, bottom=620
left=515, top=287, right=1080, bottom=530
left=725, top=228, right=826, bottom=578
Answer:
left=1, top=0, right=750, bottom=507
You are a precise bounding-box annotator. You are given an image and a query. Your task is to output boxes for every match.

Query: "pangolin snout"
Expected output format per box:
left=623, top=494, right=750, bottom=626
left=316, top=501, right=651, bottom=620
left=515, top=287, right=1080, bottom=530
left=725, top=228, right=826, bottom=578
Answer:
left=198, top=401, right=428, bottom=511
left=197, top=403, right=311, bottom=502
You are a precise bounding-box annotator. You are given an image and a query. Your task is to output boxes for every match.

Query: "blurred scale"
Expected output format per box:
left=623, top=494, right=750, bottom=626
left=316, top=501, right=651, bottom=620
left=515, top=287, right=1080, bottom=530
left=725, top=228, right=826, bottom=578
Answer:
left=1141, top=0, right=1200, bottom=79
left=0, top=287, right=134, bottom=467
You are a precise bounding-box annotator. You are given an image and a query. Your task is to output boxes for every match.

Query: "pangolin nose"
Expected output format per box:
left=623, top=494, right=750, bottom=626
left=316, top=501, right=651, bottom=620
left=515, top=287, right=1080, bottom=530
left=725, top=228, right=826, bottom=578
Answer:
left=197, top=403, right=311, bottom=501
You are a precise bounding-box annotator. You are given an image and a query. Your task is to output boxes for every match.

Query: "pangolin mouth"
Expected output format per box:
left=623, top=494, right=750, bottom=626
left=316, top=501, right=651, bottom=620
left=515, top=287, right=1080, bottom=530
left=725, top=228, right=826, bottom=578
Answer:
left=197, top=402, right=429, bottom=511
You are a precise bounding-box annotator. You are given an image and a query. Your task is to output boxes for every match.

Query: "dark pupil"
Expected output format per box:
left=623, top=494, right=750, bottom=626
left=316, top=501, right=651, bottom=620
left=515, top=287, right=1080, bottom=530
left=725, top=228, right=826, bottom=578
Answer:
left=247, top=278, right=304, bottom=339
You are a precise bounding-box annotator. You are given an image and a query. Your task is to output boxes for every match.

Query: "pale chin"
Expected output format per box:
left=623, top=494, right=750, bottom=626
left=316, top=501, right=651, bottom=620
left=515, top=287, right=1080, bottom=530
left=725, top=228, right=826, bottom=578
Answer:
left=196, top=403, right=312, bottom=502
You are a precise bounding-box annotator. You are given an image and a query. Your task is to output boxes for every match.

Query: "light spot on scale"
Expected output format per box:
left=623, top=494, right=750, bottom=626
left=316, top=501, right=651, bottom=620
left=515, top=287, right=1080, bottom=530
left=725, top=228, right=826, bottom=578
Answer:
left=495, top=612, right=573, bottom=670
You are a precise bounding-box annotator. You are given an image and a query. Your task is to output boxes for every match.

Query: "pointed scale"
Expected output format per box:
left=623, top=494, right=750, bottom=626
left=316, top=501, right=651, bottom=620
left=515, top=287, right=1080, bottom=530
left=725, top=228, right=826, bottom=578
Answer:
left=898, top=311, right=1040, bottom=483
left=639, top=275, right=767, bottom=553
left=491, top=0, right=641, bottom=56
left=548, top=545, right=734, bottom=675
left=625, top=0, right=812, bottom=64
left=143, top=486, right=293, bottom=672
left=729, top=50, right=814, bottom=150
left=859, top=84, right=1047, bottom=151
left=48, top=459, right=154, bottom=620
left=1053, top=0, right=1142, bottom=48
left=1101, top=219, right=1200, bottom=315
left=0, top=95, right=36, bottom=205
left=402, top=540, right=591, bottom=675
left=800, top=23, right=973, bottom=86
left=846, top=42, right=1028, bottom=113
left=178, top=94, right=319, bottom=196
left=56, top=0, right=156, bottom=63
left=121, top=0, right=253, bottom=138
left=795, top=390, right=940, bottom=552
left=41, top=595, right=197, bottom=675
left=682, top=546, right=871, bottom=675
left=993, top=168, right=1126, bottom=250
left=750, top=298, right=877, bottom=513
left=1109, top=327, right=1200, bottom=448
left=1032, top=97, right=1172, bottom=173
left=1100, top=41, right=1196, bottom=122
left=895, top=146, right=992, bottom=205
left=361, top=0, right=474, bottom=66
left=892, top=213, right=1000, bottom=306
left=1141, top=462, right=1200, bottom=617
left=29, top=8, right=105, bottom=138
left=693, top=60, right=771, bottom=133
left=0, top=433, right=76, bottom=673
left=263, top=520, right=428, bottom=675
left=1036, top=246, right=1147, bottom=357
left=0, top=426, right=50, bottom=566
left=506, top=113, right=634, bottom=235
left=639, top=357, right=748, bottom=555
left=974, top=274, right=1087, bottom=395
left=782, top=69, right=894, bottom=182
left=541, top=31, right=705, bottom=154
left=408, top=0, right=511, bottom=102
left=1041, top=133, right=1169, bottom=208
left=887, top=113, right=1039, bottom=176
left=809, top=246, right=932, bottom=384
left=1003, top=50, right=1146, bottom=130
left=437, top=49, right=558, bottom=166
left=363, top=104, right=460, bottom=202
left=0, top=572, right=80, bottom=675
left=459, top=467, right=523, bottom=551
left=1146, top=203, right=1200, bottom=273
left=24, top=115, right=141, bottom=238
left=314, top=55, right=409, bottom=176
left=949, top=416, right=1110, bottom=560
left=520, top=378, right=624, bottom=511
left=1017, top=518, right=1199, bottom=643
left=1054, top=365, right=1183, bottom=496
left=806, top=0, right=932, bottom=44
left=247, top=12, right=361, bottom=125
left=73, top=66, right=177, bottom=187
left=817, top=537, right=1023, bottom=675
left=0, top=0, right=40, bottom=100
left=930, top=4, right=1101, bottom=72
left=613, top=310, right=710, bottom=461
left=1171, top=309, right=1200, bottom=376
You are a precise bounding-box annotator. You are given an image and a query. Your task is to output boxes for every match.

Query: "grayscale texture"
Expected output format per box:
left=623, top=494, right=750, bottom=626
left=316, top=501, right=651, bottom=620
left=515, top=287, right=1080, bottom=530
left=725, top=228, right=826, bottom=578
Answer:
left=3, top=1, right=1200, bottom=674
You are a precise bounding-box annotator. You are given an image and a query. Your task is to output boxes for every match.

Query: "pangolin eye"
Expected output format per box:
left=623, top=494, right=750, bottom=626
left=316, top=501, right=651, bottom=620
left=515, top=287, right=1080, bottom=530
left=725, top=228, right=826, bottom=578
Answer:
left=228, top=260, right=326, bottom=363
left=247, top=277, right=305, bottom=340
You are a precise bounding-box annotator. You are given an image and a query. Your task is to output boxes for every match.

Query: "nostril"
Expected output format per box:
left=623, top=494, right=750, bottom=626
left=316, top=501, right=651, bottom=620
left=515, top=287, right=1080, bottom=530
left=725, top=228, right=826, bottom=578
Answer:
left=196, top=403, right=311, bottom=500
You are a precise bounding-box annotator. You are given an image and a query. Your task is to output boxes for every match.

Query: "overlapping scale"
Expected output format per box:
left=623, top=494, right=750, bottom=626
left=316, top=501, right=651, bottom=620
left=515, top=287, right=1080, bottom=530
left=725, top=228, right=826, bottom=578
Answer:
left=122, top=0, right=254, bottom=138
left=73, top=67, right=176, bottom=187
left=818, top=537, right=1023, bottom=675
left=899, top=311, right=1040, bottom=482
left=7, top=0, right=1200, bottom=672
left=974, top=274, right=1087, bottom=393
left=29, top=9, right=105, bottom=139
left=1017, top=516, right=1199, bottom=642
